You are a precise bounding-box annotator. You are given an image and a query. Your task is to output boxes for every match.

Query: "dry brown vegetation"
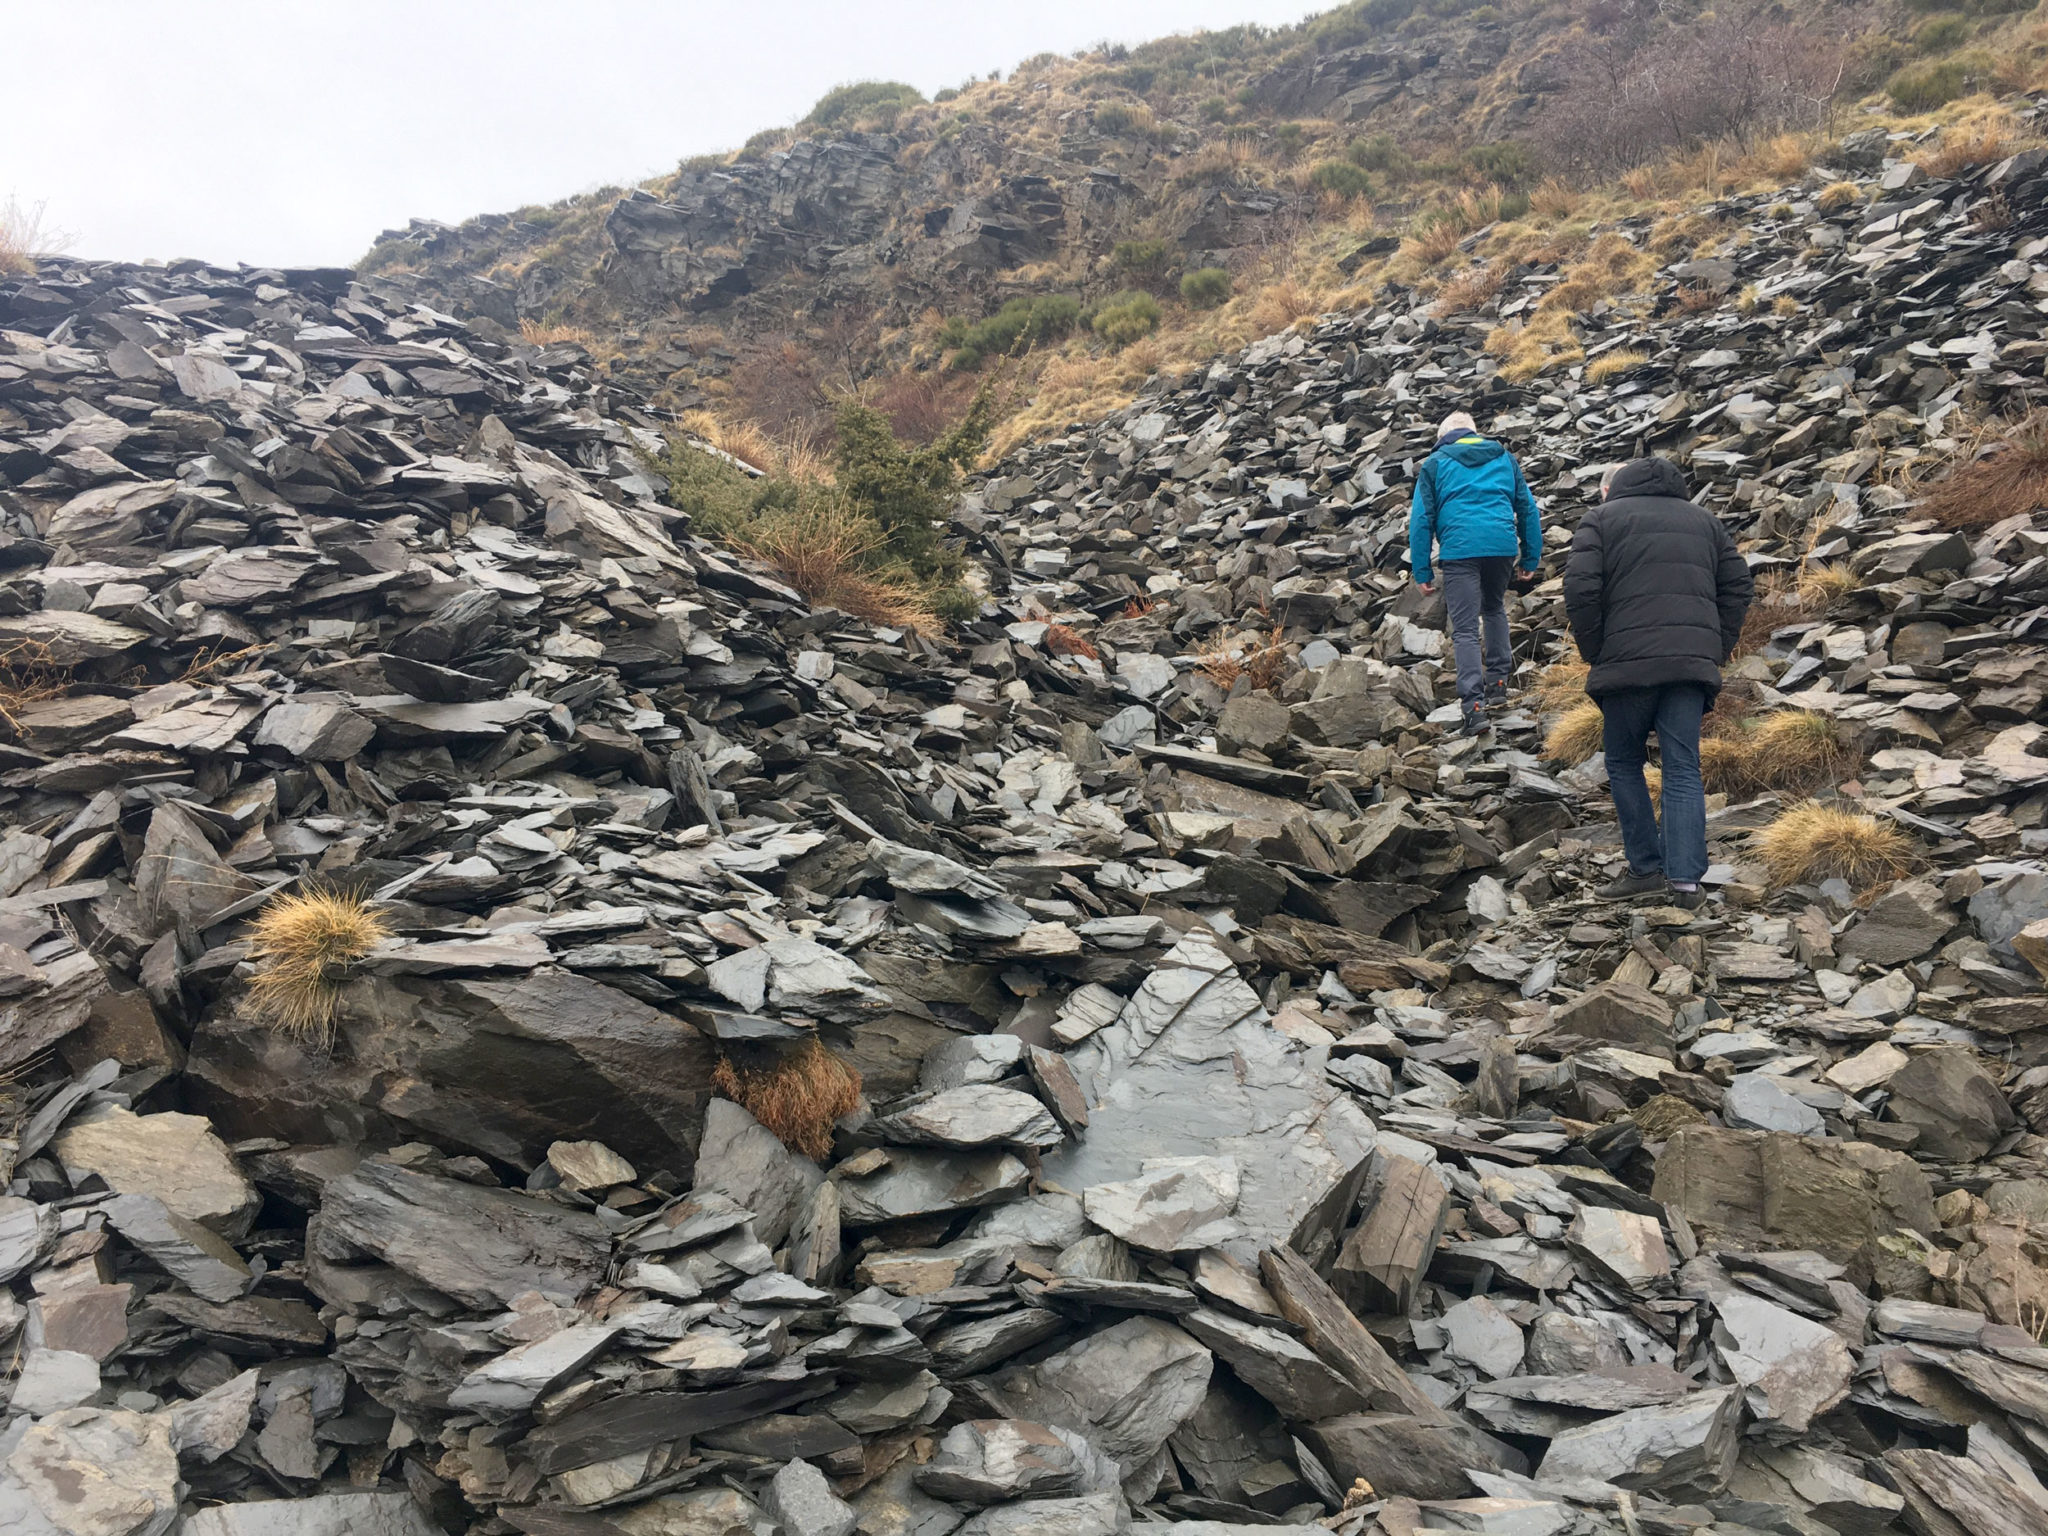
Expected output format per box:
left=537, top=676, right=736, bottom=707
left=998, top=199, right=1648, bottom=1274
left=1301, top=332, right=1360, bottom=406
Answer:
left=518, top=319, right=597, bottom=347
left=1704, top=710, right=1857, bottom=797
left=1544, top=701, right=1606, bottom=764
left=1044, top=624, right=1100, bottom=660
left=1756, top=803, right=1912, bottom=889
left=0, top=640, right=71, bottom=728
left=1673, top=283, right=1721, bottom=315
left=1199, top=626, right=1287, bottom=691
left=1530, top=658, right=1590, bottom=712
left=1913, top=410, right=2048, bottom=531
left=710, top=1036, right=863, bottom=1160
left=1585, top=349, right=1648, bottom=385
left=0, top=198, right=67, bottom=277
left=245, top=889, right=391, bottom=1045
left=727, top=502, right=938, bottom=633
left=1796, top=562, right=1859, bottom=606
left=1915, top=118, right=2023, bottom=179
left=1817, top=181, right=1864, bottom=214
left=1434, top=263, right=1506, bottom=315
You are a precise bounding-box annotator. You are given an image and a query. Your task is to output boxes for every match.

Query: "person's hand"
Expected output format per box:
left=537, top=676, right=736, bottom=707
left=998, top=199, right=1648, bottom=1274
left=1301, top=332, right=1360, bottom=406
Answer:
left=1416, top=581, right=1435, bottom=594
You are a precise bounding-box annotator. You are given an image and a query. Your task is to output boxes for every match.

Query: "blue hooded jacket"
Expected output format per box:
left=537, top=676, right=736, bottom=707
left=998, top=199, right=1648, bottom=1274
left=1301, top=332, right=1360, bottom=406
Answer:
left=1408, top=434, right=1542, bottom=584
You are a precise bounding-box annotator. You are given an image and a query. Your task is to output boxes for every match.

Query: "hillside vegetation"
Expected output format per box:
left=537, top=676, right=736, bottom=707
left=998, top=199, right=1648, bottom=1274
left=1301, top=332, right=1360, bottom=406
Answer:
left=359, top=0, right=2048, bottom=469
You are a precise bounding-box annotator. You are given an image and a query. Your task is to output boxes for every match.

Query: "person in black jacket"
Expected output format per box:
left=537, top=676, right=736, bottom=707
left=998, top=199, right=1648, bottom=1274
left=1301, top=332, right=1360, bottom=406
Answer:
left=1563, top=457, right=1753, bottom=909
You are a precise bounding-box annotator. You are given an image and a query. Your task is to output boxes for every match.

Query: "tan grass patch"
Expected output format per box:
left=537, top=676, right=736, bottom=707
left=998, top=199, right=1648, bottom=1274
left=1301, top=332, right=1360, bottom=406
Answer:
left=710, top=1037, right=863, bottom=1161
left=1816, top=181, right=1863, bottom=214
left=1434, top=263, right=1506, bottom=315
left=245, top=889, right=391, bottom=1045
left=1756, top=803, right=1911, bottom=889
left=1586, top=349, right=1648, bottom=385
left=1544, top=700, right=1605, bottom=764
left=0, top=640, right=72, bottom=729
left=1199, top=626, right=1286, bottom=692
left=1912, top=410, right=2048, bottom=531
left=728, top=503, right=937, bottom=633
left=1796, top=562, right=1859, bottom=606
left=1530, top=659, right=1589, bottom=712
left=1915, top=119, right=2022, bottom=179
left=518, top=319, right=597, bottom=347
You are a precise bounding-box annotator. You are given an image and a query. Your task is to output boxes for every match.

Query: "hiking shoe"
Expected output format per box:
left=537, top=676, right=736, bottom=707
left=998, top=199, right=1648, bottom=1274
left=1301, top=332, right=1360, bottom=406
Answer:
left=1460, top=702, right=1489, bottom=737
left=1666, top=884, right=1707, bottom=911
left=1597, top=871, right=1667, bottom=901
left=1485, top=678, right=1509, bottom=713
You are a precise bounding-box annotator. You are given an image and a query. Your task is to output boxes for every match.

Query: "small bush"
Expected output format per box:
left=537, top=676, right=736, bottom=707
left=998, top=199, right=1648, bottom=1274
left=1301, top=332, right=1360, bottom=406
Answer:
left=1816, top=181, right=1863, bottom=214
left=1917, top=119, right=2019, bottom=178
left=941, top=294, right=1082, bottom=369
left=1348, top=133, right=1414, bottom=180
left=1181, top=267, right=1233, bottom=308
left=1544, top=701, right=1606, bottom=764
left=1113, top=238, right=1172, bottom=279
left=1201, top=95, right=1232, bottom=121
left=934, top=87, right=960, bottom=103
left=1434, top=263, right=1506, bottom=314
left=726, top=498, right=938, bottom=632
left=1095, top=101, right=1158, bottom=137
left=1466, top=141, right=1536, bottom=188
left=1276, top=122, right=1307, bottom=157
left=1086, top=289, right=1162, bottom=348
left=711, top=1037, right=863, bottom=1161
left=806, top=80, right=926, bottom=131
left=245, top=890, right=391, bottom=1044
left=1913, top=411, right=2048, bottom=531
left=1044, top=624, right=1100, bottom=660
left=1587, top=348, right=1649, bottom=383
left=932, top=584, right=984, bottom=624
left=1756, top=803, right=1911, bottom=888
left=1914, top=13, right=1973, bottom=51
left=1887, top=51, right=1990, bottom=111
left=1200, top=627, right=1287, bottom=691
left=1311, top=160, right=1376, bottom=199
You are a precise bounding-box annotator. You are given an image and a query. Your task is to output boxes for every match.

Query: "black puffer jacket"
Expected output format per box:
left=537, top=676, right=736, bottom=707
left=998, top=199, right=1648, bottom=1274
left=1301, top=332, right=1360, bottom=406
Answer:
left=1563, top=457, right=1754, bottom=699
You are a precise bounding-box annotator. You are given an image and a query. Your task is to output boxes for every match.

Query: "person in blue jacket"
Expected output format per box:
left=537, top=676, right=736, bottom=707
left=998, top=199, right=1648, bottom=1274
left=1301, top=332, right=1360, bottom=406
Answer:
left=1409, top=410, right=1543, bottom=734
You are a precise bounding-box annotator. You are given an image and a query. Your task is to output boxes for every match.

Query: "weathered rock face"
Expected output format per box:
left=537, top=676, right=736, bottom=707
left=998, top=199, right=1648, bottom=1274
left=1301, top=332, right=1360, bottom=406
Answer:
left=187, top=969, right=717, bottom=1174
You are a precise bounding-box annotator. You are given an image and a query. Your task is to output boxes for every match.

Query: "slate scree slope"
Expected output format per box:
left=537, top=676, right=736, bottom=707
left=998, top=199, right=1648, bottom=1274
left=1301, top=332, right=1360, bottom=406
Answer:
left=2, top=122, right=2048, bottom=1536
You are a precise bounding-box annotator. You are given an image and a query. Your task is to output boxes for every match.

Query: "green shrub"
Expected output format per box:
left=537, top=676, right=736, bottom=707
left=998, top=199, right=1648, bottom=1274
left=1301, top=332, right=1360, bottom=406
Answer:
left=1914, top=12, right=1972, bottom=49
left=1311, top=160, right=1376, bottom=198
left=805, top=80, right=925, bottom=131
left=1086, top=290, right=1162, bottom=347
left=1887, top=50, right=1990, bottom=110
left=1347, top=132, right=1414, bottom=180
left=1465, top=141, right=1535, bottom=187
left=737, top=128, right=790, bottom=161
left=658, top=443, right=793, bottom=544
left=1180, top=267, right=1233, bottom=308
left=1095, top=101, right=1159, bottom=137
left=832, top=390, right=992, bottom=581
left=934, top=87, right=960, bottom=103
left=940, top=294, right=1082, bottom=369
left=1310, top=0, right=1420, bottom=50
left=1276, top=122, right=1307, bottom=156
left=932, top=584, right=984, bottom=623
left=676, top=153, right=728, bottom=175
left=1113, top=238, right=1172, bottom=278
left=1201, top=95, right=1232, bottom=121
left=1118, top=64, right=1159, bottom=92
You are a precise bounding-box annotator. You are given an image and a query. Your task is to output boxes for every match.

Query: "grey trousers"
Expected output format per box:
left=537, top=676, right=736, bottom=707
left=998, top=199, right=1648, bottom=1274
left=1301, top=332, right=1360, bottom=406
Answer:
left=1441, top=557, right=1514, bottom=707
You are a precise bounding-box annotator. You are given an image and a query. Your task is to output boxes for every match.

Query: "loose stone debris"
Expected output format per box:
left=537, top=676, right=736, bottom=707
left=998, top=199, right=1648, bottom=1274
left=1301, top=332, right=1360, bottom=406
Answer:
left=0, top=132, right=2046, bottom=1536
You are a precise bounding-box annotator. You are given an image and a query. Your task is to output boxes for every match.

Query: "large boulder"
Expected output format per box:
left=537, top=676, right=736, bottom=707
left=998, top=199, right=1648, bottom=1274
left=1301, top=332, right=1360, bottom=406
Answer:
left=187, top=967, right=717, bottom=1176
left=1039, top=933, right=1375, bottom=1258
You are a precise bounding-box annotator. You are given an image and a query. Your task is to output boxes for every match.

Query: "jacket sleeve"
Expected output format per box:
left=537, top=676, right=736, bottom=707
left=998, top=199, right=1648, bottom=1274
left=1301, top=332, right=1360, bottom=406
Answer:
left=1408, top=460, right=1438, bottom=585
left=1562, top=510, right=1606, bottom=662
left=1511, top=459, right=1542, bottom=571
left=1714, top=523, right=1754, bottom=661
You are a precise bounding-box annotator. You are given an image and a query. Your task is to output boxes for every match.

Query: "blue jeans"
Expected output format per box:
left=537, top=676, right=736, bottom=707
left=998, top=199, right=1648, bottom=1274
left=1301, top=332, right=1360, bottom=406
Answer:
left=1440, top=557, right=1513, bottom=708
left=1600, top=684, right=1709, bottom=883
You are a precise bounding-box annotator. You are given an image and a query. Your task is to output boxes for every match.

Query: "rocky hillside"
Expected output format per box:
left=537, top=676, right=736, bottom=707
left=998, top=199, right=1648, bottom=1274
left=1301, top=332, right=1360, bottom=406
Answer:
left=355, top=0, right=2007, bottom=456
left=1, top=86, right=2047, bottom=1535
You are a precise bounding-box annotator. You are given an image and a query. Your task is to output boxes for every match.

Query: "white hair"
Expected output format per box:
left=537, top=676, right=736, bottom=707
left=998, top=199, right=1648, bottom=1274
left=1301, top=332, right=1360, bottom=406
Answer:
left=1599, top=464, right=1621, bottom=497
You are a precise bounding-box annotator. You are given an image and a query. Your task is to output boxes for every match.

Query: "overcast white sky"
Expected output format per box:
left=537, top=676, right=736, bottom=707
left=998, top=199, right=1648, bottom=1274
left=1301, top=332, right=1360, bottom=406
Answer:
left=5, top=0, right=1324, bottom=270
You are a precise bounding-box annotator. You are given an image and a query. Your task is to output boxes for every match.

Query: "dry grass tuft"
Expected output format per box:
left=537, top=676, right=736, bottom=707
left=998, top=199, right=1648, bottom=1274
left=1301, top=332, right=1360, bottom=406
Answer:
left=0, top=198, right=69, bottom=278
left=680, top=409, right=782, bottom=475
left=245, top=889, right=391, bottom=1044
left=1530, top=178, right=1580, bottom=219
left=728, top=502, right=938, bottom=633
left=1756, top=803, right=1911, bottom=889
left=1530, top=658, right=1589, bottom=712
left=519, top=318, right=597, bottom=348
left=1199, top=626, right=1287, bottom=692
left=1586, top=349, right=1648, bottom=385
left=1796, top=562, right=1859, bottom=606
left=1705, top=711, right=1856, bottom=796
left=0, top=640, right=72, bottom=728
left=1249, top=277, right=1317, bottom=334
left=1816, top=181, right=1863, bottom=215
left=711, top=1037, right=863, bottom=1161
left=1044, top=623, right=1099, bottom=660
left=1912, top=410, right=2048, bottom=531
left=1434, top=263, right=1506, bottom=315
left=1673, top=283, right=1721, bottom=315
left=1732, top=570, right=1822, bottom=660
left=1916, top=120, right=2020, bottom=179
left=1544, top=700, right=1606, bottom=764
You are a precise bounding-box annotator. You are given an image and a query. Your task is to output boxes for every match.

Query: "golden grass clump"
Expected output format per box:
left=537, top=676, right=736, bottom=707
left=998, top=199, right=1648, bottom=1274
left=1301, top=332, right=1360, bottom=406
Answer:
left=518, top=318, right=598, bottom=348
left=1434, top=263, right=1506, bottom=315
left=1586, top=349, right=1648, bottom=385
left=1773, top=296, right=1801, bottom=318
left=1797, top=562, right=1859, bottom=606
left=1544, top=700, right=1606, bottom=764
left=1703, top=710, right=1856, bottom=796
left=1530, top=178, right=1580, bottom=220
left=729, top=502, right=937, bottom=633
left=1816, top=181, right=1863, bottom=214
left=680, top=409, right=782, bottom=475
left=1199, top=626, right=1287, bottom=692
left=245, top=890, right=391, bottom=1044
left=710, top=1037, right=863, bottom=1161
left=1915, top=119, right=2020, bottom=179
left=1530, top=658, right=1590, bottom=712
left=1673, top=282, right=1721, bottom=315
left=1756, top=802, right=1911, bottom=889
left=1912, top=410, right=2048, bottom=532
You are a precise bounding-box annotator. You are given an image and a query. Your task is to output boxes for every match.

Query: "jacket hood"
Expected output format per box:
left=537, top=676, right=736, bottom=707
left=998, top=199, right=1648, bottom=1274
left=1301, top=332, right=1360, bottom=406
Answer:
left=1604, top=456, right=1691, bottom=502
left=1435, top=436, right=1507, bottom=469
